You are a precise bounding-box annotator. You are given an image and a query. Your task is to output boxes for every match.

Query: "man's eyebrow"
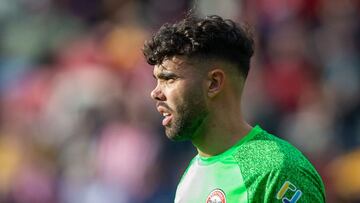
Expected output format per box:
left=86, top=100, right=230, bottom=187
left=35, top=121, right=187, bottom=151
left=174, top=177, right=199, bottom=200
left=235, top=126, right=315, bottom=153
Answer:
left=153, top=72, right=178, bottom=79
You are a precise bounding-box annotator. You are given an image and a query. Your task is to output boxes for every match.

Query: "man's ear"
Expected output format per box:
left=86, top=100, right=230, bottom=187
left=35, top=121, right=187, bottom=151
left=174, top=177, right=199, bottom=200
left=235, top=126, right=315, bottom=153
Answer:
left=207, top=69, right=225, bottom=98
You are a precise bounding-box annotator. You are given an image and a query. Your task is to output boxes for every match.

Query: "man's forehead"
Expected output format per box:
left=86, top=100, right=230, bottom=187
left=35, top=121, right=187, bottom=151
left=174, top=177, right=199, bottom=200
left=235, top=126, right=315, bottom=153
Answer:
left=154, top=56, right=188, bottom=71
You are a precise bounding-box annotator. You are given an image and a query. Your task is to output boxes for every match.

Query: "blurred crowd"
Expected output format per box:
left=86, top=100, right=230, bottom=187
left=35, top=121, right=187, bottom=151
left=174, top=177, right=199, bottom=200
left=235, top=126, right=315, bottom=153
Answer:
left=0, top=0, right=359, bottom=202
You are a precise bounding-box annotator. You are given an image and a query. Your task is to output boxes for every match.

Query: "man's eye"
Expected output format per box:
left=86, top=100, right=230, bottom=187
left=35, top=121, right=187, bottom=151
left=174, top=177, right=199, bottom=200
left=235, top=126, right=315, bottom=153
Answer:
left=161, top=76, right=176, bottom=83
left=167, top=78, right=175, bottom=83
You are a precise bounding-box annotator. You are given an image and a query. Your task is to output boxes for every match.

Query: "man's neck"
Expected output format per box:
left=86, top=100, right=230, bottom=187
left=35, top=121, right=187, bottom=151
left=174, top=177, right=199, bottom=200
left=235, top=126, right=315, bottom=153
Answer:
left=191, top=116, right=252, bottom=157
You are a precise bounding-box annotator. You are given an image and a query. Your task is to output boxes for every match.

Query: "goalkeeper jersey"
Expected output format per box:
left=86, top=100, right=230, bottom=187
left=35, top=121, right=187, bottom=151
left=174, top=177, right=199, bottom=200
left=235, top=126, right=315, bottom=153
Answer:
left=174, top=125, right=325, bottom=203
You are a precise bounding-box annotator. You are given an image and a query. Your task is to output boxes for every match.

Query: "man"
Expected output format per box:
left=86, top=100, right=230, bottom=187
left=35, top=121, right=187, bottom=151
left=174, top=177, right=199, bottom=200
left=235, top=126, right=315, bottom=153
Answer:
left=143, top=14, right=325, bottom=203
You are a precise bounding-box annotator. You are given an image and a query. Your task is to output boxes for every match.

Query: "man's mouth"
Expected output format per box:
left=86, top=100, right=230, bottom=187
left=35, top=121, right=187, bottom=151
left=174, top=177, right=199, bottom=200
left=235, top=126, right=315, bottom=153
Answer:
left=162, top=112, right=173, bottom=126
left=157, top=104, right=173, bottom=126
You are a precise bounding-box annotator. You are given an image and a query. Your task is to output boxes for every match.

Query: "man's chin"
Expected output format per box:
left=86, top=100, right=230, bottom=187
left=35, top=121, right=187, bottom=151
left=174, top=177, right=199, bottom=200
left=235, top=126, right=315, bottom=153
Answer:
left=165, top=129, right=189, bottom=141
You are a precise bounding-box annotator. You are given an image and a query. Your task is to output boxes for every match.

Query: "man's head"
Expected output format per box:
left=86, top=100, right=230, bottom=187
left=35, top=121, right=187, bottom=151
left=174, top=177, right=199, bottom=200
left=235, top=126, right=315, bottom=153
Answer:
left=143, top=14, right=254, bottom=141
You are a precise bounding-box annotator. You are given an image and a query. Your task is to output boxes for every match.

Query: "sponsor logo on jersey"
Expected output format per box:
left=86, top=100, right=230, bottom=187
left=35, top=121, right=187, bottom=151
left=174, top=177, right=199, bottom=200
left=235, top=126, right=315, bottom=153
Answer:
left=206, top=188, right=226, bottom=203
left=276, top=181, right=302, bottom=203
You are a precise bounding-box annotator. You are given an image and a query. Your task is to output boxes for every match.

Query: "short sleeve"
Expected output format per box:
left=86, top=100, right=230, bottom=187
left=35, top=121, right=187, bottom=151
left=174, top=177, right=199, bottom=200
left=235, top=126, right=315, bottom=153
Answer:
left=233, top=131, right=325, bottom=203
left=261, top=164, right=325, bottom=202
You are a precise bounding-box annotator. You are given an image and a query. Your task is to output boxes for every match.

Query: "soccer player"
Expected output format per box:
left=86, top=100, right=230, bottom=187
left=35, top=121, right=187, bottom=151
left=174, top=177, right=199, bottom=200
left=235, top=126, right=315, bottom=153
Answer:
left=143, top=14, right=325, bottom=203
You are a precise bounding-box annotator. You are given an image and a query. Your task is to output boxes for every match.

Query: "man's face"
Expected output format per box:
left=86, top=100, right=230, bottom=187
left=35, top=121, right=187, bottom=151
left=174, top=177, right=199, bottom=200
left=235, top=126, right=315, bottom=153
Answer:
left=151, top=57, right=208, bottom=141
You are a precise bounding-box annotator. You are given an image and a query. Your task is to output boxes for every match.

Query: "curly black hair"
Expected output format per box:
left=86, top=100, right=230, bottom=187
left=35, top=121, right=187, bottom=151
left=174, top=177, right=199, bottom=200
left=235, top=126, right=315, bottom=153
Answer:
left=143, top=14, right=254, bottom=77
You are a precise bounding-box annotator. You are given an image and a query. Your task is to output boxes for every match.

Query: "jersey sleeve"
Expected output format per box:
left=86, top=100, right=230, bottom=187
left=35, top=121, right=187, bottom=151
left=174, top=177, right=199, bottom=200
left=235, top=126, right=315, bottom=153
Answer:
left=233, top=135, right=325, bottom=203
left=257, top=163, right=325, bottom=202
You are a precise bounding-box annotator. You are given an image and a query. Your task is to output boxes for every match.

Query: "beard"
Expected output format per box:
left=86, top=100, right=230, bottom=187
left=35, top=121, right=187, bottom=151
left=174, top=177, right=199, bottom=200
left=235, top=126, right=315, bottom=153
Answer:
left=165, top=94, right=209, bottom=141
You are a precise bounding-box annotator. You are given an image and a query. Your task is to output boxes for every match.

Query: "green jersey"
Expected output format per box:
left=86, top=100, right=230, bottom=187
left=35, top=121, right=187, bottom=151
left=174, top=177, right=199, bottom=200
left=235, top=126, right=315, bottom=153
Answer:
left=174, top=125, right=325, bottom=203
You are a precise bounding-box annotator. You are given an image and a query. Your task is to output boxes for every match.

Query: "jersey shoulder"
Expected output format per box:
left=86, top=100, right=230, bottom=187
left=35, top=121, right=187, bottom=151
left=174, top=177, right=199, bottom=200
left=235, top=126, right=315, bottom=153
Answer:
left=234, top=129, right=308, bottom=171
left=233, top=128, right=325, bottom=202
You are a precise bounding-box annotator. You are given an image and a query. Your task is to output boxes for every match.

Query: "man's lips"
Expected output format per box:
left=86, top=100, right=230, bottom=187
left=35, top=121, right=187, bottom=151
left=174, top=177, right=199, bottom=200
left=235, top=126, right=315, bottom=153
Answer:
left=162, top=114, right=173, bottom=126
left=156, top=104, right=173, bottom=126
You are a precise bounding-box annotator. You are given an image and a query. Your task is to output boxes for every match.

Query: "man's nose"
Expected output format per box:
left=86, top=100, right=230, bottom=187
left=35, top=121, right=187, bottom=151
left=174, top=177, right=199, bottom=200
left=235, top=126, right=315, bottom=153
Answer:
left=150, top=85, right=166, bottom=101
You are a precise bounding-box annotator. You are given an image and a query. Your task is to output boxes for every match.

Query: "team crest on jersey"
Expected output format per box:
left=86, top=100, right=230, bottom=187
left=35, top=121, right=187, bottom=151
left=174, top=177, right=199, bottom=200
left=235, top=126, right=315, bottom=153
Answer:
left=206, top=189, right=226, bottom=203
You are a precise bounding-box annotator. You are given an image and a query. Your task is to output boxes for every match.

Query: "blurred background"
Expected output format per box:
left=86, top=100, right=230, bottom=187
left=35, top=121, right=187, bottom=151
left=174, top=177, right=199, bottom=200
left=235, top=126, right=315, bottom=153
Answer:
left=0, top=0, right=359, bottom=202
